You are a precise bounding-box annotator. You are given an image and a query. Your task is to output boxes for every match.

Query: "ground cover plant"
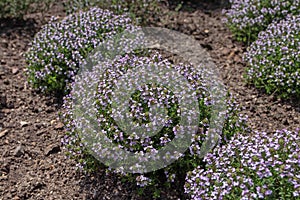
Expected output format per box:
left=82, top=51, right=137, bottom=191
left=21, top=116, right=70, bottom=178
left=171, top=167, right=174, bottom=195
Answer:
left=63, top=0, right=160, bottom=25
left=25, top=7, right=139, bottom=94
left=0, top=0, right=54, bottom=19
left=244, top=15, right=300, bottom=99
left=2, top=0, right=300, bottom=199
left=184, top=129, right=300, bottom=199
left=61, top=51, right=249, bottom=198
left=222, top=0, right=300, bottom=43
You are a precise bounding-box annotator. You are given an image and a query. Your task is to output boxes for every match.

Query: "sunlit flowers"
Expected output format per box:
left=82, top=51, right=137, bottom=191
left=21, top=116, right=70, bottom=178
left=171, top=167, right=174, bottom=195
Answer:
left=26, top=7, right=138, bottom=93
left=244, top=15, right=300, bottom=98
left=185, top=129, right=300, bottom=199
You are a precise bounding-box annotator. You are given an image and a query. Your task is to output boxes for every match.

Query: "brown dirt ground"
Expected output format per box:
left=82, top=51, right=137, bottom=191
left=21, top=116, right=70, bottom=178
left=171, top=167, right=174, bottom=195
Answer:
left=0, top=0, right=299, bottom=199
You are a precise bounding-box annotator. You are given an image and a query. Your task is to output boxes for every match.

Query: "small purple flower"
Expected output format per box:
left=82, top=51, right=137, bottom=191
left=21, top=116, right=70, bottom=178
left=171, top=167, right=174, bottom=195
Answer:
left=26, top=7, right=139, bottom=93
left=244, top=15, right=300, bottom=98
left=185, top=129, right=300, bottom=199
left=222, top=0, right=299, bottom=42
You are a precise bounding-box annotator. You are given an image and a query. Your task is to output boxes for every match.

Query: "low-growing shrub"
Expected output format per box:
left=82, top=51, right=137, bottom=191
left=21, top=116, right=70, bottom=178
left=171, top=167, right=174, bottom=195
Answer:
left=222, top=0, right=300, bottom=43
left=63, top=0, right=160, bottom=25
left=185, top=129, right=300, bottom=199
left=25, top=7, right=138, bottom=94
left=244, top=15, right=300, bottom=99
left=62, top=51, right=249, bottom=197
left=0, top=0, right=53, bottom=19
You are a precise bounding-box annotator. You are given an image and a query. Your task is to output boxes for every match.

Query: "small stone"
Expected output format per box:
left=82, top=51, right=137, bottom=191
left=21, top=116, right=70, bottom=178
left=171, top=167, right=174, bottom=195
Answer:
left=227, top=51, right=235, bottom=59
left=54, top=122, right=64, bottom=130
left=221, top=48, right=230, bottom=56
left=0, top=129, right=8, bottom=138
left=234, top=55, right=241, bottom=63
left=36, top=129, right=46, bottom=136
left=13, top=145, right=24, bottom=157
left=20, top=121, right=29, bottom=127
left=12, top=68, right=19, bottom=75
left=188, top=23, right=197, bottom=32
left=0, top=60, right=6, bottom=65
left=204, top=29, right=209, bottom=33
left=183, top=18, right=192, bottom=24
left=45, top=144, right=60, bottom=156
left=147, top=43, right=161, bottom=49
left=0, top=175, right=8, bottom=180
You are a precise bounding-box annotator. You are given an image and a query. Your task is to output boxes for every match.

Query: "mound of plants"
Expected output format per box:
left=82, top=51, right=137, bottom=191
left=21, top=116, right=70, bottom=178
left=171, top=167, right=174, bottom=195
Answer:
left=185, top=129, right=300, bottom=199
left=63, top=0, right=160, bottom=25
left=0, top=0, right=53, bottom=19
left=62, top=51, right=249, bottom=197
left=244, top=15, right=300, bottom=99
left=25, top=7, right=139, bottom=94
left=223, top=0, right=299, bottom=43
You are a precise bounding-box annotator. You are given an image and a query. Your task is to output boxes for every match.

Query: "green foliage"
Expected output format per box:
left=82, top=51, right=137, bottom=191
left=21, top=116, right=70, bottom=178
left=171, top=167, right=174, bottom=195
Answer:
left=63, top=0, right=160, bottom=25
left=244, top=15, right=300, bottom=99
left=0, top=0, right=53, bottom=19
left=223, top=0, right=299, bottom=44
left=62, top=51, right=249, bottom=198
left=185, top=129, right=300, bottom=199
left=25, top=7, right=138, bottom=94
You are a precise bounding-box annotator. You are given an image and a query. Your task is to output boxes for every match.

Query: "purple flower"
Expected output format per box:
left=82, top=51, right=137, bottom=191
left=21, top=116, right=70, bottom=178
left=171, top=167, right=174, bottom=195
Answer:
left=63, top=50, right=248, bottom=190
left=26, top=7, right=139, bottom=93
left=244, top=15, right=300, bottom=98
left=223, top=0, right=299, bottom=42
left=185, top=129, right=300, bottom=199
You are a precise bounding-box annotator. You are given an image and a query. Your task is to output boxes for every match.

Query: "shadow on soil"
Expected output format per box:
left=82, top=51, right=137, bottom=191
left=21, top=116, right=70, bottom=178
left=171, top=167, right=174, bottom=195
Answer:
left=0, top=18, right=39, bottom=36
left=166, top=0, right=230, bottom=12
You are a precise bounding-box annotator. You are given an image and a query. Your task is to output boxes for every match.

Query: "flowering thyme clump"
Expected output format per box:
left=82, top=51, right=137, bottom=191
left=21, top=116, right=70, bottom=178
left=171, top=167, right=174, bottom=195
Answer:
left=63, top=0, right=160, bottom=25
left=185, top=129, right=300, bottom=199
left=222, top=0, right=299, bottom=43
left=25, top=7, right=138, bottom=93
left=62, top=51, right=248, bottom=196
left=244, top=15, right=300, bottom=99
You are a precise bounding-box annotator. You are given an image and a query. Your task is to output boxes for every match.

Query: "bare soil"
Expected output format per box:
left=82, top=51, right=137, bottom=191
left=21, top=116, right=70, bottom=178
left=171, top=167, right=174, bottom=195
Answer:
left=1, top=1, right=299, bottom=199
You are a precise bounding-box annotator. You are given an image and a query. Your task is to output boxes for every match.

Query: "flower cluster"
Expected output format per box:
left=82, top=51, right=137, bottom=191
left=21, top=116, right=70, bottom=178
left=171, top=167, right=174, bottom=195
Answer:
left=244, top=15, right=300, bottom=99
left=62, top=50, right=248, bottom=195
left=93, top=53, right=204, bottom=155
left=26, top=7, right=138, bottom=93
left=222, top=0, right=299, bottom=43
left=185, top=129, right=300, bottom=199
left=63, top=0, right=160, bottom=25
